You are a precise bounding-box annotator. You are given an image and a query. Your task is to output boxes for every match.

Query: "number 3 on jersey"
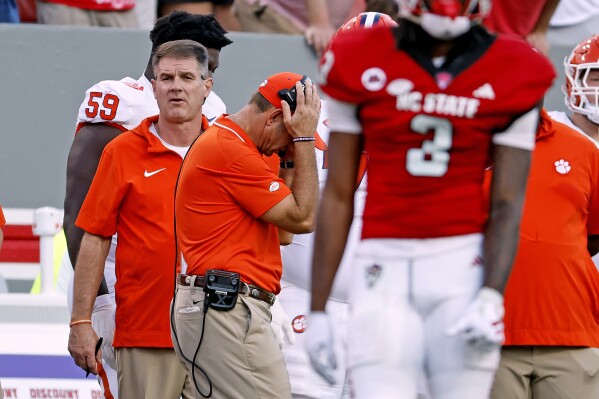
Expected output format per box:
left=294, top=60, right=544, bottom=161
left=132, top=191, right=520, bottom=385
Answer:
left=406, top=115, right=453, bottom=177
left=85, top=91, right=120, bottom=121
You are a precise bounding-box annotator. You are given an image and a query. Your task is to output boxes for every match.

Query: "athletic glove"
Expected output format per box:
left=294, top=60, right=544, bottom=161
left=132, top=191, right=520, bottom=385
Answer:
left=91, top=294, right=116, bottom=370
left=446, top=287, right=505, bottom=353
left=270, top=298, right=295, bottom=348
left=306, top=311, right=336, bottom=385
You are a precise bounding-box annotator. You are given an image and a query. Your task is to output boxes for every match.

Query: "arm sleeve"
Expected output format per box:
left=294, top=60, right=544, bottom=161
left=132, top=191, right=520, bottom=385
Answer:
left=223, top=154, right=292, bottom=218
left=75, top=147, right=125, bottom=237
left=324, top=95, right=361, bottom=134
left=492, top=108, right=539, bottom=150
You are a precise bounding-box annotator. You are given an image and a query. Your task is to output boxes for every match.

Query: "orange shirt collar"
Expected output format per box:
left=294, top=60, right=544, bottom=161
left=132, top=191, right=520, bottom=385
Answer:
left=212, top=115, right=257, bottom=150
left=133, top=114, right=210, bottom=152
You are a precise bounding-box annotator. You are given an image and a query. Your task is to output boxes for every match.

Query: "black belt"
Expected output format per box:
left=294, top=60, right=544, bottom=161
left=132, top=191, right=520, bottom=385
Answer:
left=177, top=274, right=276, bottom=306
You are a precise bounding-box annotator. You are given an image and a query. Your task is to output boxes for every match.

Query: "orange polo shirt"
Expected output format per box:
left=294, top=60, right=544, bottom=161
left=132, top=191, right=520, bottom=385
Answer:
left=77, top=115, right=209, bottom=348
left=489, top=110, right=599, bottom=347
left=176, top=116, right=291, bottom=294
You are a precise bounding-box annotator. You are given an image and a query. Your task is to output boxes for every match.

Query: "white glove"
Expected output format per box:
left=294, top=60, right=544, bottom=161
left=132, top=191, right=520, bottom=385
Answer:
left=92, top=294, right=117, bottom=370
left=306, top=311, right=336, bottom=385
left=270, top=298, right=295, bottom=348
left=446, top=287, right=505, bottom=353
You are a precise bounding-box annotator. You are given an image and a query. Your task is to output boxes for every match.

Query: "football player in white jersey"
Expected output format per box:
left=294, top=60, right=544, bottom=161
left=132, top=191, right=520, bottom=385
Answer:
left=63, top=12, right=232, bottom=399
left=548, top=33, right=599, bottom=267
left=278, top=12, right=395, bottom=399
left=549, top=33, right=599, bottom=143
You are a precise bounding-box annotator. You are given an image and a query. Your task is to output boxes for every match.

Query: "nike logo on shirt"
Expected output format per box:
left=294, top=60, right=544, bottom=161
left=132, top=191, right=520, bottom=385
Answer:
left=144, top=168, right=166, bottom=177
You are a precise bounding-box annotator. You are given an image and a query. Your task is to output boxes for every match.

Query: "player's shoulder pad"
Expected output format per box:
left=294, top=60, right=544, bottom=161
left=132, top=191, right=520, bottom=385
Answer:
left=488, top=37, right=556, bottom=114
left=493, top=38, right=555, bottom=95
left=76, top=77, right=152, bottom=126
left=319, top=27, right=394, bottom=104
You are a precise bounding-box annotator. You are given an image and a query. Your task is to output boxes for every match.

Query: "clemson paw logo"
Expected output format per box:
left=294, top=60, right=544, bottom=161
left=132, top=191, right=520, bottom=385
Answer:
left=554, top=159, right=571, bottom=175
left=292, top=315, right=307, bottom=333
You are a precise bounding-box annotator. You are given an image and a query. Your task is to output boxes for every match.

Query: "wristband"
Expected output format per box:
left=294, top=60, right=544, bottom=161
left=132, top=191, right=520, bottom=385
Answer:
left=69, top=319, right=93, bottom=327
left=280, top=160, right=295, bottom=169
left=292, top=137, right=316, bottom=142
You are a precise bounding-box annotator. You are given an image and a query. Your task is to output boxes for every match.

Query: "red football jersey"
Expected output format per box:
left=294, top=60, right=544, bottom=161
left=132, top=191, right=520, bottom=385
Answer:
left=320, top=26, right=555, bottom=239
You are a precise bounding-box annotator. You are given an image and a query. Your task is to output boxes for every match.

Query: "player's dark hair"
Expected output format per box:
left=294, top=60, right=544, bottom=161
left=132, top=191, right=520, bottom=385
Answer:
left=150, top=11, right=233, bottom=52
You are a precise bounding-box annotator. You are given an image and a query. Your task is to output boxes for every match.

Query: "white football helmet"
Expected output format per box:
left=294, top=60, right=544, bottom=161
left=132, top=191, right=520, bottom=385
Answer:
left=397, top=0, right=491, bottom=40
left=564, top=34, right=599, bottom=124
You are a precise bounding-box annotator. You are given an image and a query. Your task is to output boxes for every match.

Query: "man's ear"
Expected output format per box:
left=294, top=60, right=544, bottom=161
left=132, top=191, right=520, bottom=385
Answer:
left=152, top=79, right=157, bottom=99
left=203, top=77, right=214, bottom=99
left=266, top=108, right=283, bottom=126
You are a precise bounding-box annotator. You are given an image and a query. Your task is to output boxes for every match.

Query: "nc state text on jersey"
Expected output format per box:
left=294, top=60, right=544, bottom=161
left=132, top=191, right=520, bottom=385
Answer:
left=389, top=82, right=480, bottom=118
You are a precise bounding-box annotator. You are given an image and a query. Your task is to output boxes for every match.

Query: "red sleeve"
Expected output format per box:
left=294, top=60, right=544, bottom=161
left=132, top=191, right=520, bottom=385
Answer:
left=489, top=38, right=556, bottom=118
left=0, top=206, right=5, bottom=227
left=318, top=29, right=384, bottom=104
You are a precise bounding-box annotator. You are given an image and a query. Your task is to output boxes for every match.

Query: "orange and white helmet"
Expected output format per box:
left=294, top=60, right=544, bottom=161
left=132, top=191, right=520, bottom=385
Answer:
left=337, top=12, right=398, bottom=36
left=564, top=34, right=599, bottom=124
left=397, top=0, right=491, bottom=40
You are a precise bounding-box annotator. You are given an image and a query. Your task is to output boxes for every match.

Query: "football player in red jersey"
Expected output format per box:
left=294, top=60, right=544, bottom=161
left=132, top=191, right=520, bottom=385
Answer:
left=307, top=1, right=555, bottom=398
left=279, top=12, right=396, bottom=399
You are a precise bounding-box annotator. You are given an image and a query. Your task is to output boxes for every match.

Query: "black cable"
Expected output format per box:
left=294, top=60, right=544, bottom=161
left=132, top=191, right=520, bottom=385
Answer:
left=170, top=132, right=213, bottom=398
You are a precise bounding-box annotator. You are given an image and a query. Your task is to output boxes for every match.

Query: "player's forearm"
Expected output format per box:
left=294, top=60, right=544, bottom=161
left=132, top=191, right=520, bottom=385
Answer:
left=483, top=146, right=531, bottom=292
left=310, top=190, right=354, bottom=310
left=71, top=233, right=111, bottom=320
left=483, top=202, right=524, bottom=293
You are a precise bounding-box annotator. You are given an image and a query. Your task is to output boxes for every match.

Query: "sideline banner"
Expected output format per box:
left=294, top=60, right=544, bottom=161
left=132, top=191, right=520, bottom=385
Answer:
left=0, top=317, right=103, bottom=399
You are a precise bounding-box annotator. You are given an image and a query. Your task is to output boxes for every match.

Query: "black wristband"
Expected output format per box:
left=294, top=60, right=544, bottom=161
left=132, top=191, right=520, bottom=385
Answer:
left=280, top=160, right=295, bottom=169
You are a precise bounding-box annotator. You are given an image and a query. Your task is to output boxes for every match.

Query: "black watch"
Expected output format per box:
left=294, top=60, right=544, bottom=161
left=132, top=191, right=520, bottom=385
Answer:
left=280, top=160, right=295, bottom=169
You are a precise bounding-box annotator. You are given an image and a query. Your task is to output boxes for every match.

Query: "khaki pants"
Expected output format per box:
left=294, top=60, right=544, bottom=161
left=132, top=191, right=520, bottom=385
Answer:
left=492, top=346, right=599, bottom=399
left=37, top=1, right=138, bottom=27
left=171, top=283, right=292, bottom=399
left=234, top=0, right=301, bottom=34
left=116, top=347, right=194, bottom=399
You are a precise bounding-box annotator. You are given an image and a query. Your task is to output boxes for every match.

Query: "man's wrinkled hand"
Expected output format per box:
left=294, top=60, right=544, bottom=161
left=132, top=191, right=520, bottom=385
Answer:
left=306, top=311, right=336, bottom=385
left=281, top=78, right=321, bottom=139
left=446, top=287, right=505, bottom=352
left=68, top=322, right=101, bottom=375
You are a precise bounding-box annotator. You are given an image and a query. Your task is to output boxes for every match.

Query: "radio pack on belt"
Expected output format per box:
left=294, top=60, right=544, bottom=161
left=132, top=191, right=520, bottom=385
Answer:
left=204, top=270, right=240, bottom=311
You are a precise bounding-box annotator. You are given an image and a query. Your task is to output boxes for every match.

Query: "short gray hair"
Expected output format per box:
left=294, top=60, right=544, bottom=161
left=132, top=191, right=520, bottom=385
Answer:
left=151, top=39, right=209, bottom=77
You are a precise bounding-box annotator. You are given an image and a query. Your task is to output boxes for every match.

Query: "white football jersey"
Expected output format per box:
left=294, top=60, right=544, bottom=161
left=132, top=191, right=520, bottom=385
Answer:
left=281, top=101, right=367, bottom=302
left=76, top=74, right=226, bottom=132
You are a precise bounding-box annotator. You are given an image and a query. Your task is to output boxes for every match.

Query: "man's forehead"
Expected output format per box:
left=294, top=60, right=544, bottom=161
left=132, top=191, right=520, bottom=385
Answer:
left=156, top=57, right=200, bottom=71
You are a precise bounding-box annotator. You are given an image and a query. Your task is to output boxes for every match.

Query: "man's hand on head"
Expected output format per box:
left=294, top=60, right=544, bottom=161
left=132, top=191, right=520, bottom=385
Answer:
left=281, top=79, right=321, bottom=139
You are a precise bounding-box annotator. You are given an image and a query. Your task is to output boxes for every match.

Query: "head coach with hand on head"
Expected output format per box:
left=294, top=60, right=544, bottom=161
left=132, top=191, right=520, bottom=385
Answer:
left=171, top=72, right=320, bottom=399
